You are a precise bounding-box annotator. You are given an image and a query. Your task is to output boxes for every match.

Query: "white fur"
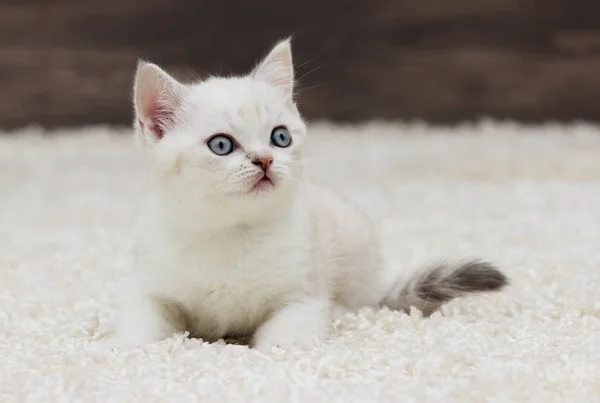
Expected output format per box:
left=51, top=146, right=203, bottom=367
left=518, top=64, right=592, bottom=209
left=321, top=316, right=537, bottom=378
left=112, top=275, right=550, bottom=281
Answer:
left=113, top=39, right=389, bottom=353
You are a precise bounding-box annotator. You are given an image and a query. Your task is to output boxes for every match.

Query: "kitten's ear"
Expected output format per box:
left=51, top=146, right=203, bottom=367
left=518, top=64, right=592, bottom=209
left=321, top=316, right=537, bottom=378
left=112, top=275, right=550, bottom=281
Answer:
left=133, top=61, right=186, bottom=142
left=252, top=38, right=294, bottom=99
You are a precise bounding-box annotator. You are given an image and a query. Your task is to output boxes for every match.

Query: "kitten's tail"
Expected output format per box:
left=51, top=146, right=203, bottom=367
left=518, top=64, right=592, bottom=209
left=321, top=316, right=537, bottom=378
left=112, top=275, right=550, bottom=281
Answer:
left=382, top=260, right=509, bottom=316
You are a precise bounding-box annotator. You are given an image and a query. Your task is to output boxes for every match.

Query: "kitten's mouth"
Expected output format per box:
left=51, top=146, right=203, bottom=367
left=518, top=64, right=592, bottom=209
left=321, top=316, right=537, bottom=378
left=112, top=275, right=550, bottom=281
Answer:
left=250, top=174, right=274, bottom=194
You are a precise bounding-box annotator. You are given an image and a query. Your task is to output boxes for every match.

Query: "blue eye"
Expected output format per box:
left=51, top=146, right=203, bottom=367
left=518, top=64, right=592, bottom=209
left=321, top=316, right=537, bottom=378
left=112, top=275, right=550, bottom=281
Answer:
left=270, top=126, right=292, bottom=148
left=207, top=135, right=235, bottom=155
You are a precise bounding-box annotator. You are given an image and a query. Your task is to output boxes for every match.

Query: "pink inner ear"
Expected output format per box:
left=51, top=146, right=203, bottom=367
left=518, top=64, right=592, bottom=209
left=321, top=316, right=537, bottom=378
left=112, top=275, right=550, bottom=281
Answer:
left=142, top=93, right=176, bottom=140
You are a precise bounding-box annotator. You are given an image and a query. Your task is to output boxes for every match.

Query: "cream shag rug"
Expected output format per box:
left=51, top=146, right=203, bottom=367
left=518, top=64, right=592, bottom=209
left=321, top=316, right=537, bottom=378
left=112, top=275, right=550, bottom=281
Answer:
left=1, top=121, right=600, bottom=402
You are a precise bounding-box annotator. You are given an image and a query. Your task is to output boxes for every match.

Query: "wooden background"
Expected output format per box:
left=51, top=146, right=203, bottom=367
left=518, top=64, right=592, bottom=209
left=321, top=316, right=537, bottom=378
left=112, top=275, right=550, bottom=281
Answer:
left=2, top=0, right=600, bottom=129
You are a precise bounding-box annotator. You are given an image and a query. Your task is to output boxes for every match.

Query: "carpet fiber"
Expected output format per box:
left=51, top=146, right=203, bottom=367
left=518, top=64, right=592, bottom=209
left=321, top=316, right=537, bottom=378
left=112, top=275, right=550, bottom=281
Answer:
left=1, top=122, right=600, bottom=402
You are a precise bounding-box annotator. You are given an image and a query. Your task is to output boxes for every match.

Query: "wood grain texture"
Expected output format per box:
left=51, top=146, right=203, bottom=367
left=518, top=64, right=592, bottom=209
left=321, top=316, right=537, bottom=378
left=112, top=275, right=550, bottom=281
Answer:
left=1, top=0, right=600, bottom=128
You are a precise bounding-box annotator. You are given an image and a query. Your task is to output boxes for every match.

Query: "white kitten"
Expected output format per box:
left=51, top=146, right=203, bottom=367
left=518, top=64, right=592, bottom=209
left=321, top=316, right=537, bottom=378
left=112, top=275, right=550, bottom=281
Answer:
left=112, top=39, right=508, bottom=353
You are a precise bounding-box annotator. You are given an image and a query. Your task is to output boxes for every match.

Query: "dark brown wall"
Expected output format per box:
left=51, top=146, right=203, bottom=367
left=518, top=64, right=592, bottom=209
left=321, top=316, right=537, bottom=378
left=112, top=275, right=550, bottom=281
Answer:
left=2, top=0, right=600, bottom=129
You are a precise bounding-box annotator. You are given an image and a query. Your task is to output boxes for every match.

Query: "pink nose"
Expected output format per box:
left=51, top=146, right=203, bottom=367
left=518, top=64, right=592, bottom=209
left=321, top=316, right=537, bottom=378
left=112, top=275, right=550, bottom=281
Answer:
left=253, top=156, right=273, bottom=172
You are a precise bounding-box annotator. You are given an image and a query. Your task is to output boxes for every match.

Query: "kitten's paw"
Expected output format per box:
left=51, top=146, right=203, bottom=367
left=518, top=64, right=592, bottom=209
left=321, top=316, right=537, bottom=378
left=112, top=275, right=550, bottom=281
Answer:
left=252, top=298, right=329, bottom=354
left=111, top=295, right=184, bottom=350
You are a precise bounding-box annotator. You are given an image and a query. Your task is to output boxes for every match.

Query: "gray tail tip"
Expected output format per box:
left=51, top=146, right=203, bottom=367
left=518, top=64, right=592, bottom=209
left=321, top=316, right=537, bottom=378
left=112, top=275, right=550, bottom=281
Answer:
left=413, top=260, right=510, bottom=316
left=455, top=260, right=510, bottom=292
left=383, top=259, right=510, bottom=317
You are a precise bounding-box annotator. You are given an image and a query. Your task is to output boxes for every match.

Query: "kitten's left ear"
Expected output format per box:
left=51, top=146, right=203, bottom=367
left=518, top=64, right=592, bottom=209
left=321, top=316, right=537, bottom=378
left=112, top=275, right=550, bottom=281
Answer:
left=252, top=38, right=295, bottom=99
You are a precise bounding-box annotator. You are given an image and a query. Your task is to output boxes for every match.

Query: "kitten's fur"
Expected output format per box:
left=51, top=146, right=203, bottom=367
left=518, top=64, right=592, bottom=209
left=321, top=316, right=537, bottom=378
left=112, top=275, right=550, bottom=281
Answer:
left=113, top=39, right=508, bottom=353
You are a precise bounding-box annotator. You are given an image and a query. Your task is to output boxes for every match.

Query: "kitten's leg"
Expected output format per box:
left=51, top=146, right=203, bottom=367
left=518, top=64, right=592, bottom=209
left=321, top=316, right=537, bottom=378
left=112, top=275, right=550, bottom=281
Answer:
left=252, top=297, right=330, bottom=353
left=111, top=294, right=187, bottom=349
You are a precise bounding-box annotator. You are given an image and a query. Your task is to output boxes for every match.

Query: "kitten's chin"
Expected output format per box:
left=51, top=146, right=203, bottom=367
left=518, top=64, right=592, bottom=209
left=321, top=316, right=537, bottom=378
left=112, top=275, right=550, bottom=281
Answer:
left=249, top=177, right=275, bottom=195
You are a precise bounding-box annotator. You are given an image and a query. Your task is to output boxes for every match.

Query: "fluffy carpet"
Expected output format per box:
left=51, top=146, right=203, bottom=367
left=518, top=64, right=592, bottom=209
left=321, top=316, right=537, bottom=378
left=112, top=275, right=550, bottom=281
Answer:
left=1, top=121, right=600, bottom=402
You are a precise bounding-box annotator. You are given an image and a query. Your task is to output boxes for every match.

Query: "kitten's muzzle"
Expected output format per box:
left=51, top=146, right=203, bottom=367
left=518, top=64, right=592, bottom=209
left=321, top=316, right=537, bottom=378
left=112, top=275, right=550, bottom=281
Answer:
left=252, top=156, right=273, bottom=172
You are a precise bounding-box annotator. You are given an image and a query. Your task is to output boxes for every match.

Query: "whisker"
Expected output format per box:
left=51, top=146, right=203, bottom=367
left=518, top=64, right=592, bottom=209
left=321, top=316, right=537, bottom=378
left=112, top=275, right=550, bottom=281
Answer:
left=294, top=84, right=324, bottom=97
left=296, top=64, right=324, bottom=81
left=185, top=66, right=202, bottom=82
left=294, top=58, right=317, bottom=70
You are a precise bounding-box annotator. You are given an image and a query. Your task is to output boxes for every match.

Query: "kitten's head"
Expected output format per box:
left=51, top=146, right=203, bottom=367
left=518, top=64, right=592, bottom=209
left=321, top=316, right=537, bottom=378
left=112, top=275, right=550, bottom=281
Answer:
left=133, top=39, right=307, bottom=226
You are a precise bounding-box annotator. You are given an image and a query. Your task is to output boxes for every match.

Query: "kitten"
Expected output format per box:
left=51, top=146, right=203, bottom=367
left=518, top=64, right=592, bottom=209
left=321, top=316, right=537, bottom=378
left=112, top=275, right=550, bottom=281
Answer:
left=112, top=39, right=508, bottom=353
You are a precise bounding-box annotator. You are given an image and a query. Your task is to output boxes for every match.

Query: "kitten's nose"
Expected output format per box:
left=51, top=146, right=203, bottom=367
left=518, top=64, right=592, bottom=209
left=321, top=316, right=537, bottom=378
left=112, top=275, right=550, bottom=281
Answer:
left=252, top=156, right=273, bottom=172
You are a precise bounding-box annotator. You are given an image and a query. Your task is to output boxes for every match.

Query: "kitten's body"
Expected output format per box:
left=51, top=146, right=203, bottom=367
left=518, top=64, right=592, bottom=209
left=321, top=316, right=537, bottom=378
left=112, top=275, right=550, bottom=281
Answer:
left=121, top=182, right=384, bottom=349
left=113, top=40, right=508, bottom=352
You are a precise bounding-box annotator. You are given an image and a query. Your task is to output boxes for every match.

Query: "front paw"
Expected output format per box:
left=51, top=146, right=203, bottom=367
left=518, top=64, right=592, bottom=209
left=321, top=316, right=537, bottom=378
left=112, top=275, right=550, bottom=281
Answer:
left=252, top=298, right=330, bottom=354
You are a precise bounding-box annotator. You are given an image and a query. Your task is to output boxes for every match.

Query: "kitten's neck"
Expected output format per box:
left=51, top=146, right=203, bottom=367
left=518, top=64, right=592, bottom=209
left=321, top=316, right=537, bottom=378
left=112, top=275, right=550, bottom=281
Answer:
left=153, top=188, right=300, bottom=236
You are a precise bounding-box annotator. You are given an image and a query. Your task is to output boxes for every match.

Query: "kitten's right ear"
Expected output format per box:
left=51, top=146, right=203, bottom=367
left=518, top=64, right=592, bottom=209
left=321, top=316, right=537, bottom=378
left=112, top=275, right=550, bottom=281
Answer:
left=251, top=38, right=295, bottom=99
left=133, top=61, right=186, bottom=142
